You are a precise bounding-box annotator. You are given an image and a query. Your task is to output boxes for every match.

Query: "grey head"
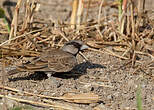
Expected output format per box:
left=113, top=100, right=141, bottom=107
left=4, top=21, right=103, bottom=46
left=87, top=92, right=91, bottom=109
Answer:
left=61, top=40, right=89, bottom=56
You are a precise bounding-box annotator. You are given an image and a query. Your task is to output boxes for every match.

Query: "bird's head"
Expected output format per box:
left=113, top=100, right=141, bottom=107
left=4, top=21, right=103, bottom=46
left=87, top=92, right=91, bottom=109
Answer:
left=61, top=40, right=89, bottom=55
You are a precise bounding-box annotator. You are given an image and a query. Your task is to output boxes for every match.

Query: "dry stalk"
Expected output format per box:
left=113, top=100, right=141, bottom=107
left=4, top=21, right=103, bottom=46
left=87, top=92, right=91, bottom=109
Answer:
left=96, top=0, right=104, bottom=39
left=0, top=94, right=52, bottom=108
left=126, top=3, right=130, bottom=35
left=134, top=51, right=154, bottom=60
left=131, top=60, right=154, bottom=74
left=9, top=0, right=22, bottom=43
left=120, top=11, right=126, bottom=34
left=76, top=0, right=83, bottom=30
left=0, top=28, right=44, bottom=46
left=43, top=99, right=84, bottom=110
left=56, top=29, right=69, bottom=41
left=21, top=0, right=38, bottom=32
left=0, top=59, right=8, bottom=110
left=120, top=0, right=128, bottom=34
left=98, top=0, right=104, bottom=24
left=71, top=0, right=79, bottom=29
left=84, top=0, right=91, bottom=22
left=121, top=48, right=130, bottom=57
left=0, top=49, right=40, bottom=58
left=87, top=41, right=129, bottom=47
left=130, top=0, right=136, bottom=67
left=103, top=48, right=129, bottom=60
left=0, top=85, right=71, bottom=100
left=88, top=48, right=128, bottom=60
left=130, top=1, right=135, bottom=37
left=79, top=81, right=114, bottom=88
left=137, top=0, right=145, bottom=14
left=113, top=47, right=154, bottom=60
left=95, top=25, right=104, bottom=39
left=108, top=60, right=132, bottom=73
left=0, top=85, right=99, bottom=103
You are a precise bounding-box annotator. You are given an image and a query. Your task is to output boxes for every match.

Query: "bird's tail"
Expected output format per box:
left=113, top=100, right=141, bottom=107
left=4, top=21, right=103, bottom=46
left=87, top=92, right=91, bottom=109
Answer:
left=6, top=65, right=28, bottom=76
left=0, top=68, right=21, bottom=77
left=7, top=69, right=21, bottom=76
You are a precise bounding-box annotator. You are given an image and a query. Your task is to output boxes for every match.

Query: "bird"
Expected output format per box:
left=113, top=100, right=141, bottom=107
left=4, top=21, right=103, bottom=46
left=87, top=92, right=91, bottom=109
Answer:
left=7, top=40, right=89, bottom=77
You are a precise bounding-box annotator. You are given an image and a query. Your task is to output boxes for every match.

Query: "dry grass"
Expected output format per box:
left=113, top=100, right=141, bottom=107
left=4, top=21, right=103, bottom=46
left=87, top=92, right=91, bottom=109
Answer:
left=0, top=0, right=153, bottom=109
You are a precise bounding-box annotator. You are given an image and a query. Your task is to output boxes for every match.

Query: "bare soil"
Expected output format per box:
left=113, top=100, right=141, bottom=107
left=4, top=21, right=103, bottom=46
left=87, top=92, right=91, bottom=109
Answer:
left=0, top=0, right=154, bottom=110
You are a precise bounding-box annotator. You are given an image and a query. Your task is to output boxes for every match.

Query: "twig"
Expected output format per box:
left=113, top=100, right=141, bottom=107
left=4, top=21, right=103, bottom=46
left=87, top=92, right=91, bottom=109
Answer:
left=0, top=29, right=44, bottom=46
left=0, top=94, right=83, bottom=110
left=43, top=99, right=84, bottom=110
left=0, top=94, right=52, bottom=108
left=98, top=0, right=104, bottom=24
left=88, top=48, right=128, bottom=60
left=104, top=48, right=129, bottom=60
left=131, top=60, right=154, bottom=74
left=79, top=81, right=114, bottom=88
left=0, top=85, right=97, bottom=100
left=135, top=51, right=154, bottom=60
left=87, top=41, right=129, bottom=47
left=57, top=29, right=69, bottom=41
left=108, top=60, right=132, bottom=73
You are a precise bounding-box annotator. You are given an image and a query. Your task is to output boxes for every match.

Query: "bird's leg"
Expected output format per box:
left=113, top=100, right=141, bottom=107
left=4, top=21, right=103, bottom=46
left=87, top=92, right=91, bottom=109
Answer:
left=45, top=71, right=55, bottom=79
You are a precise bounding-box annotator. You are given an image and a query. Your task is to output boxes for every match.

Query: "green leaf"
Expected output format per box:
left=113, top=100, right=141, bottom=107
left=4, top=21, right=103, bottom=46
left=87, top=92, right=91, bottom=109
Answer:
left=0, top=8, right=10, bottom=32
left=136, top=85, right=142, bottom=110
left=0, top=8, right=5, bottom=18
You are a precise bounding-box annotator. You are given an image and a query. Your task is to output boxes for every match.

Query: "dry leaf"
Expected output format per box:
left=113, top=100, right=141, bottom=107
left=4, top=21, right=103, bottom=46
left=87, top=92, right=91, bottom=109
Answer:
left=62, top=93, right=100, bottom=104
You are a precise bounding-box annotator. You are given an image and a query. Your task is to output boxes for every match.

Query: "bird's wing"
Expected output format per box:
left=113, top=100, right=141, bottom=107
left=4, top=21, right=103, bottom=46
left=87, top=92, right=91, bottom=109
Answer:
left=7, top=49, right=78, bottom=75
left=48, top=54, right=77, bottom=72
left=16, top=49, right=57, bottom=71
left=23, top=49, right=77, bottom=72
left=40, top=49, right=78, bottom=72
left=22, top=60, right=48, bottom=70
left=7, top=57, right=50, bottom=75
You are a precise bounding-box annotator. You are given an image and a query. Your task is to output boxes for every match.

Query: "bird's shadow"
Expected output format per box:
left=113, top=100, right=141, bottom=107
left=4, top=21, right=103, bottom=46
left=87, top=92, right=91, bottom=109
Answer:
left=8, top=61, right=106, bottom=81
left=53, top=61, right=106, bottom=79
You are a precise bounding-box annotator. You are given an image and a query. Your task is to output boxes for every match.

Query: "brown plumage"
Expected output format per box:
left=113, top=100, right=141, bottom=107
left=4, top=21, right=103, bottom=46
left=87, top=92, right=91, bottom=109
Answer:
left=8, top=40, right=89, bottom=76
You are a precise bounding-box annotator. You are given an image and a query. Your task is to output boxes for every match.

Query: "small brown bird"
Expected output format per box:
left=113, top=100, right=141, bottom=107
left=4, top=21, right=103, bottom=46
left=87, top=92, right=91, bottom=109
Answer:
left=8, top=40, right=89, bottom=76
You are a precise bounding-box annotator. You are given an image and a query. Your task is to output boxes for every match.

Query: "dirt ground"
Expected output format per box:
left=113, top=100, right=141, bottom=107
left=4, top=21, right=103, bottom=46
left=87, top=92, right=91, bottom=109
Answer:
left=0, top=0, right=154, bottom=110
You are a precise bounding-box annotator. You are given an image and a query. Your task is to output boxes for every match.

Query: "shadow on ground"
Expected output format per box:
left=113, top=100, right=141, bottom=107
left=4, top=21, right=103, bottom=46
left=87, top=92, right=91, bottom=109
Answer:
left=8, top=61, right=106, bottom=81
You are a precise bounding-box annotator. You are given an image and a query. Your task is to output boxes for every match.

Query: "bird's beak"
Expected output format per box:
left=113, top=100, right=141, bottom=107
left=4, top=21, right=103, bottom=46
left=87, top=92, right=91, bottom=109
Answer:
left=80, top=45, right=89, bottom=50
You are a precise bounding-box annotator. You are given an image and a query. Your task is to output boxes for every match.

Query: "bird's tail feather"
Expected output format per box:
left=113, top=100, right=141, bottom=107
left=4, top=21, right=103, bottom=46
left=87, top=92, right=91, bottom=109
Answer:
left=0, top=69, right=21, bottom=77
left=7, top=68, right=27, bottom=76
left=7, top=69, right=21, bottom=76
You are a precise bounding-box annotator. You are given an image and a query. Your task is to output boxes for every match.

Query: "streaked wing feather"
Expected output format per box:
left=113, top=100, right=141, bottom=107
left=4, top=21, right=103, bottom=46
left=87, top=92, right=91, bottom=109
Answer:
left=8, top=49, right=78, bottom=74
left=48, top=54, right=77, bottom=72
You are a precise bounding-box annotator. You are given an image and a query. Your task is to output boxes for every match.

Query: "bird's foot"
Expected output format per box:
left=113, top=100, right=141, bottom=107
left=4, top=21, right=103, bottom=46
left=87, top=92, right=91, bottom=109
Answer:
left=45, top=72, right=55, bottom=79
